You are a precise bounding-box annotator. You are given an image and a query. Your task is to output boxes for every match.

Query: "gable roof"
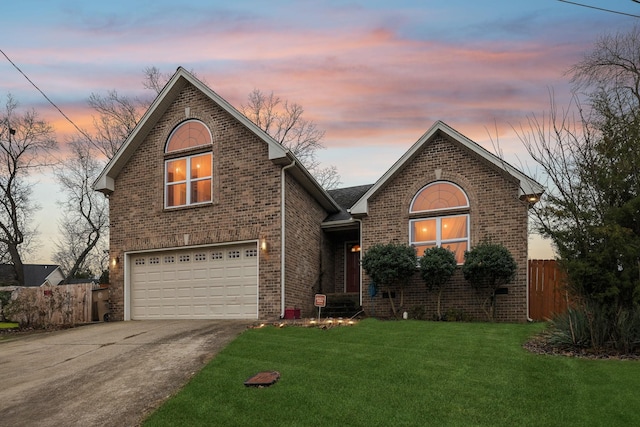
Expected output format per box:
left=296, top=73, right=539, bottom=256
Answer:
left=0, top=264, right=65, bottom=287
left=350, top=120, right=544, bottom=216
left=325, top=184, right=374, bottom=222
left=93, top=67, right=339, bottom=212
left=24, top=264, right=65, bottom=287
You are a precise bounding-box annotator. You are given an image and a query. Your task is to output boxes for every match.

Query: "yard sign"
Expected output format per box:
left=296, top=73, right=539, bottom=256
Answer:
left=314, top=294, right=326, bottom=320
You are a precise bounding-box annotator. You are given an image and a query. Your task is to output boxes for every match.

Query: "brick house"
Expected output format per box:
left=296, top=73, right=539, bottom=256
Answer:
left=94, top=67, right=543, bottom=322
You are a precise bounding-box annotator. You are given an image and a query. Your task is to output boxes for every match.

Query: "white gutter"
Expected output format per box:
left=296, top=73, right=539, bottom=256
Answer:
left=355, top=218, right=364, bottom=307
left=280, top=159, right=296, bottom=318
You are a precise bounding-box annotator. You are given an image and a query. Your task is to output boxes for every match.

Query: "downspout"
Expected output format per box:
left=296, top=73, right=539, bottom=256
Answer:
left=280, top=159, right=296, bottom=318
left=526, top=211, right=534, bottom=322
left=354, top=218, right=364, bottom=307
left=526, top=253, right=533, bottom=322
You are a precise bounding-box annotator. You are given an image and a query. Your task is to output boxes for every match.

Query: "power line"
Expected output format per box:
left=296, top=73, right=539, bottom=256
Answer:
left=557, top=0, right=640, bottom=18
left=0, top=47, right=93, bottom=141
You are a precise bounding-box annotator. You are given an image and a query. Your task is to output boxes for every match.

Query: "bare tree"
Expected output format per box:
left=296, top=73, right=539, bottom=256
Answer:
left=53, top=139, right=109, bottom=279
left=241, top=89, right=341, bottom=189
left=142, top=66, right=173, bottom=95
left=0, top=94, right=56, bottom=285
left=86, top=90, right=149, bottom=160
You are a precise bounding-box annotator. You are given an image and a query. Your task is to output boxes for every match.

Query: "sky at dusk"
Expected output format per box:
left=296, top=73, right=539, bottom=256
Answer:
left=1, top=0, right=639, bottom=264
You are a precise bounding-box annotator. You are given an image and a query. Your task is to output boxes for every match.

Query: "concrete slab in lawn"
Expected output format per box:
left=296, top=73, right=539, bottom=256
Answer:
left=0, top=320, right=250, bottom=427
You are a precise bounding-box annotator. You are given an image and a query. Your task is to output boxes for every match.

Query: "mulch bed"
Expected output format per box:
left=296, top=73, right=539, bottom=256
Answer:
left=523, top=333, right=640, bottom=361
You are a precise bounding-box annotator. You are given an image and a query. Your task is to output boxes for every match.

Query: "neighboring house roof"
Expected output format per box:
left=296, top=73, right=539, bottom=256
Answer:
left=93, top=67, right=339, bottom=213
left=0, top=264, right=65, bottom=287
left=350, top=120, right=545, bottom=216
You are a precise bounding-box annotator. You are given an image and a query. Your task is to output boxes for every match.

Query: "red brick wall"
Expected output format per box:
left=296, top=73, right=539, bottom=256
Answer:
left=283, top=174, right=328, bottom=317
left=361, top=133, right=530, bottom=322
left=108, top=83, right=284, bottom=320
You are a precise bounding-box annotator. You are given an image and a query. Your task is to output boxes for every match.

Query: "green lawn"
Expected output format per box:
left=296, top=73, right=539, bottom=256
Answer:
left=144, top=319, right=639, bottom=427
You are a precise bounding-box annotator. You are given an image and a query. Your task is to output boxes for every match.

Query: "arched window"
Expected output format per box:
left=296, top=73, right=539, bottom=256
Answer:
left=166, top=120, right=212, bottom=152
left=409, top=182, right=469, bottom=264
left=164, top=120, right=213, bottom=208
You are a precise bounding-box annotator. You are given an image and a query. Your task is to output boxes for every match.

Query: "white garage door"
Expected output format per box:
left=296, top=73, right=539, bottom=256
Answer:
left=129, top=243, right=258, bottom=319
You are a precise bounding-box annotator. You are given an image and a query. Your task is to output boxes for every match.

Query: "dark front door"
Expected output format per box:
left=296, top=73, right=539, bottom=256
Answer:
left=346, top=243, right=361, bottom=293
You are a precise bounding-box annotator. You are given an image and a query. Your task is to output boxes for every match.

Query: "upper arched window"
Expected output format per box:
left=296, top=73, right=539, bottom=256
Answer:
left=409, top=182, right=470, bottom=264
left=164, top=120, right=213, bottom=208
left=166, top=120, right=212, bottom=153
left=410, top=182, right=469, bottom=213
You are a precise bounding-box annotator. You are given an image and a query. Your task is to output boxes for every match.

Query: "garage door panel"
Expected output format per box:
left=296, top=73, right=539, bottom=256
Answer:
left=176, top=269, right=193, bottom=281
left=130, top=243, right=258, bottom=320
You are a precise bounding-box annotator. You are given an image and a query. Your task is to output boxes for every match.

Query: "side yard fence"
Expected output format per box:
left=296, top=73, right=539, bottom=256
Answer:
left=528, top=259, right=569, bottom=321
left=0, top=283, right=94, bottom=328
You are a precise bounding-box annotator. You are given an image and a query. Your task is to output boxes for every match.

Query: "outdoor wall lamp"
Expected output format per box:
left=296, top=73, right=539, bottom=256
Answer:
left=260, top=239, right=268, bottom=252
left=111, top=256, right=119, bottom=267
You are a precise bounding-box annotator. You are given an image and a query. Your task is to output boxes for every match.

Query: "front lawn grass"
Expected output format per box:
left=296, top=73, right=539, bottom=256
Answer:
left=144, top=319, right=639, bottom=427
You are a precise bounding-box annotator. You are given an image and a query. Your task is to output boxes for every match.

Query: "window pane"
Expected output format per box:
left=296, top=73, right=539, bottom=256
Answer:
left=411, top=219, right=436, bottom=243
left=166, top=121, right=212, bottom=152
left=443, top=241, right=468, bottom=264
left=411, top=182, right=468, bottom=212
left=166, top=159, right=186, bottom=183
left=191, top=154, right=212, bottom=179
left=191, top=179, right=212, bottom=203
left=167, top=183, right=186, bottom=206
left=414, top=244, right=435, bottom=257
left=441, top=215, right=468, bottom=240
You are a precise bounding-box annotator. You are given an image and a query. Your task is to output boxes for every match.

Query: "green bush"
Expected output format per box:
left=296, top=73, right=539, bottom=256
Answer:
left=419, top=246, right=457, bottom=320
left=361, top=243, right=417, bottom=318
left=462, top=242, right=516, bottom=321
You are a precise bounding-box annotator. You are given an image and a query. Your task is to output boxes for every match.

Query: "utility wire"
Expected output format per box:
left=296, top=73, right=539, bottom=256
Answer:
left=0, top=47, right=93, bottom=141
left=557, top=0, right=640, bottom=18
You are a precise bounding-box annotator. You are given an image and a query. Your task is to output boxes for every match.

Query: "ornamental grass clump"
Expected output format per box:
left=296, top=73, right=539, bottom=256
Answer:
left=419, top=246, right=457, bottom=320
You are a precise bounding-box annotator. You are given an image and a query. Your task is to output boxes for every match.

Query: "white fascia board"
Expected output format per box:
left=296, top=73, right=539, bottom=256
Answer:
left=94, top=174, right=115, bottom=194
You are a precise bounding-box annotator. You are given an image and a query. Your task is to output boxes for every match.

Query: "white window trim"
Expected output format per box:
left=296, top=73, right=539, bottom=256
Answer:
left=164, top=153, right=212, bottom=209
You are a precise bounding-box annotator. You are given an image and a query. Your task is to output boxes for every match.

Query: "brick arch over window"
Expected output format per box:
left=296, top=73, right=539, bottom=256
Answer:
left=409, top=181, right=470, bottom=264
left=166, top=119, right=212, bottom=153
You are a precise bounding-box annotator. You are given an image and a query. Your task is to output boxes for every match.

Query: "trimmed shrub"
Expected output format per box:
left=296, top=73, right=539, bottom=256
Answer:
left=361, top=243, right=417, bottom=318
left=462, top=242, right=516, bottom=321
left=419, top=246, right=457, bottom=320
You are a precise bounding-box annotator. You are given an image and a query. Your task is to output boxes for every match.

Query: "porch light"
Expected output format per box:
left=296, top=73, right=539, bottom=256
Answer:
left=523, top=194, right=540, bottom=203
left=261, top=238, right=268, bottom=252
left=111, top=257, right=119, bottom=267
left=350, top=244, right=361, bottom=252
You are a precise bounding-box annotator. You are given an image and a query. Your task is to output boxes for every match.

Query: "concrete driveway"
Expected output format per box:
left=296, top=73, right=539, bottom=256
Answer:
left=0, top=320, right=250, bottom=427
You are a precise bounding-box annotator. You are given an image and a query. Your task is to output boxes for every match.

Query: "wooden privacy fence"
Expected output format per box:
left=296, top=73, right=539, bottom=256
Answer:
left=2, top=283, right=94, bottom=327
left=528, top=259, right=569, bottom=321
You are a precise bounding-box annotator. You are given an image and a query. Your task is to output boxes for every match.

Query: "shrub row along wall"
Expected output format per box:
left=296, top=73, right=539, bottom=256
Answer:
left=2, top=284, right=93, bottom=328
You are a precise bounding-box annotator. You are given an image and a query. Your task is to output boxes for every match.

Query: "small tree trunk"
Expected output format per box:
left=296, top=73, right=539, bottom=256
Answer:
left=386, top=287, right=398, bottom=319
